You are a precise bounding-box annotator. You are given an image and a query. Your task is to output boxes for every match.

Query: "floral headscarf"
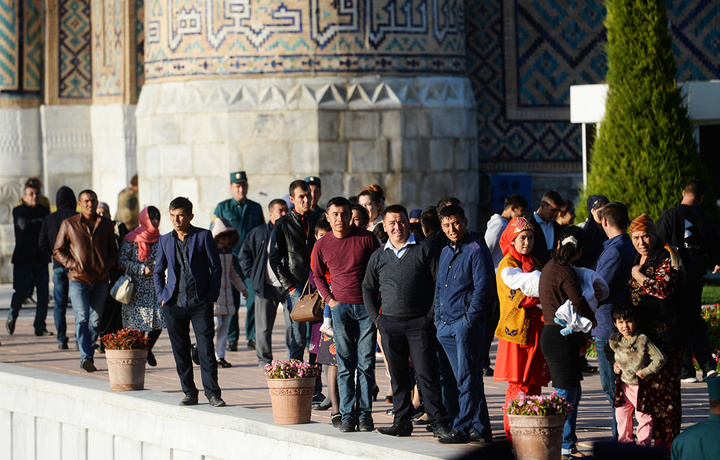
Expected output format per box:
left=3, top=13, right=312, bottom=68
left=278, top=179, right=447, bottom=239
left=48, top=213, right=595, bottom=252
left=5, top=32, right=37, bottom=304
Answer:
left=499, top=217, right=535, bottom=272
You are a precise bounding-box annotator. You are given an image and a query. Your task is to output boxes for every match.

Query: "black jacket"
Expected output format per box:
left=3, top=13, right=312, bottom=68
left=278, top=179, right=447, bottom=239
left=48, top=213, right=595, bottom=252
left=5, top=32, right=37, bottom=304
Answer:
left=39, top=186, right=78, bottom=269
left=269, top=210, right=317, bottom=290
left=529, top=214, right=561, bottom=267
left=13, top=201, right=50, bottom=264
left=239, top=222, right=273, bottom=298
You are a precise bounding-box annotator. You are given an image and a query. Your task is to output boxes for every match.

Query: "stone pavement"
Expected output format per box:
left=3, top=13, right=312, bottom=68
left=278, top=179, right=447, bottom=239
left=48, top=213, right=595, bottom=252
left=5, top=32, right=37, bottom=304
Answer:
left=0, top=284, right=712, bottom=458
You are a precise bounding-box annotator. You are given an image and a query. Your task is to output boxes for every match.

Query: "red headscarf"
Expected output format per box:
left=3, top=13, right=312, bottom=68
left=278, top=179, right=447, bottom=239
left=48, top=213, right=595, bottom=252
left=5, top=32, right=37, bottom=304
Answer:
left=499, top=217, right=535, bottom=273
left=123, top=207, right=160, bottom=261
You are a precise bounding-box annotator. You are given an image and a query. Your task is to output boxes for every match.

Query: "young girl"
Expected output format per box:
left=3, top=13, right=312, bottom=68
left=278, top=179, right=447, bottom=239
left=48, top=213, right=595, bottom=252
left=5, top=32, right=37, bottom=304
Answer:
left=608, top=304, right=666, bottom=447
left=210, top=218, right=248, bottom=368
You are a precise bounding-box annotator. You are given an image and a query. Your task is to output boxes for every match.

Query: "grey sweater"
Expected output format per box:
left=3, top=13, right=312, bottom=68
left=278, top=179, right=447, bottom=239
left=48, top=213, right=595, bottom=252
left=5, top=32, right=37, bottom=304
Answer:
left=608, top=332, right=666, bottom=385
left=362, top=240, right=438, bottom=324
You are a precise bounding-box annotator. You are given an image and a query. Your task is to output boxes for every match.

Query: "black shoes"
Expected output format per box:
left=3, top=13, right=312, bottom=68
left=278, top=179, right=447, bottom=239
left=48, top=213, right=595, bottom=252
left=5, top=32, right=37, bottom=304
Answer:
left=358, top=417, right=374, bottom=432
left=377, top=422, right=413, bottom=437
left=469, top=429, right=493, bottom=443
left=438, top=429, right=471, bottom=444
left=313, top=397, right=332, bottom=411
left=431, top=424, right=453, bottom=438
left=483, top=367, right=494, bottom=377
left=147, top=351, right=157, bottom=367
left=247, top=339, right=256, bottom=350
left=80, top=358, right=97, bottom=373
left=217, top=358, right=232, bottom=368
left=331, top=413, right=342, bottom=428
left=35, top=330, right=54, bottom=337
left=179, top=394, right=198, bottom=406
left=228, top=340, right=238, bottom=351
left=58, top=342, right=69, bottom=350
left=6, top=319, right=15, bottom=335
left=191, top=344, right=199, bottom=365
left=339, top=418, right=356, bottom=432
left=209, top=395, right=226, bottom=407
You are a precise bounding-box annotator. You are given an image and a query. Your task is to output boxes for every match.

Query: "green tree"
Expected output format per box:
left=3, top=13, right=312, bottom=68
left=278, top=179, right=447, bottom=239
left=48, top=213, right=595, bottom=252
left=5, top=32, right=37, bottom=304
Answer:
left=578, top=0, right=710, bottom=223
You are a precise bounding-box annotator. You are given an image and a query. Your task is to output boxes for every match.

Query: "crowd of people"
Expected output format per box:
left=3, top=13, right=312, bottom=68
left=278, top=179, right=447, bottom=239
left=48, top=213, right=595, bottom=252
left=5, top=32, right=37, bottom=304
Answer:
left=4, top=173, right=720, bottom=457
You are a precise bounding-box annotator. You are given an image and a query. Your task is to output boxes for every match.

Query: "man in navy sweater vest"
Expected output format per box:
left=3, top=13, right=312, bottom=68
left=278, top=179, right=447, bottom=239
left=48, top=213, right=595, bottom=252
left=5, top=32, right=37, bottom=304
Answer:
left=363, top=204, right=451, bottom=438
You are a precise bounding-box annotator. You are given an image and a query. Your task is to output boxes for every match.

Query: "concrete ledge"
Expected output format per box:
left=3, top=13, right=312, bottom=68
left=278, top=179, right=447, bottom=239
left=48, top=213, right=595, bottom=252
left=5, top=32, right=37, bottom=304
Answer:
left=0, top=363, right=463, bottom=460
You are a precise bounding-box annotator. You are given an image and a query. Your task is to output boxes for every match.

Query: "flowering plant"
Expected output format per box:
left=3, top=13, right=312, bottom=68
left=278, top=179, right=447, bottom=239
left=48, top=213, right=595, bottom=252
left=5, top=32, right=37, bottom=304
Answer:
left=100, top=328, right=149, bottom=350
left=264, top=359, right=321, bottom=379
left=505, top=391, right=573, bottom=416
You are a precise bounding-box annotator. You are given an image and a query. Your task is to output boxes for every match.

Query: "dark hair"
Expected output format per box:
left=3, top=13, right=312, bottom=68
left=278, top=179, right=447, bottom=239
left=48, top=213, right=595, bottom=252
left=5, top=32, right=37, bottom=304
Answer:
left=315, top=217, right=332, bottom=234
left=383, top=204, right=408, bottom=220
left=542, top=190, right=563, bottom=207
left=130, top=174, right=138, bottom=187
left=438, top=204, right=465, bottom=222
left=25, top=177, right=42, bottom=191
left=78, top=189, right=97, bottom=201
left=504, top=193, right=528, bottom=210
left=436, top=196, right=462, bottom=213
left=420, top=206, right=440, bottom=234
left=373, top=223, right=388, bottom=244
left=215, top=229, right=239, bottom=252
left=611, top=303, right=637, bottom=323
left=326, top=196, right=352, bottom=211
left=554, top=225, right=584, bottom=265
left=268, top=198, right=287, bottom=212
left=410, top=222, right=426, bottom=241
left=289, top=180, right=309, bottom=197
left=684, top=180, right=706, bottom=197
left=147, top=206, right=161, bottom=223
left=357, top=189, right=381, bottom=206
left=559, top=200, right=575, bottom=215
left=361, top=184, right=385, bottom=202
left=600, top=202, right=629, bottom=229
left=169, top=196, right=193, bottom=214
left=351, top=204, right=369, bottom=228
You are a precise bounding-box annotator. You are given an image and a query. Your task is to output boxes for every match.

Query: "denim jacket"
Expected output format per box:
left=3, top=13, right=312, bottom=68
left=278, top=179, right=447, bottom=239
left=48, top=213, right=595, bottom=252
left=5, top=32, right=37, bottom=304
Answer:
left=434, top=233, right=496, bottom=327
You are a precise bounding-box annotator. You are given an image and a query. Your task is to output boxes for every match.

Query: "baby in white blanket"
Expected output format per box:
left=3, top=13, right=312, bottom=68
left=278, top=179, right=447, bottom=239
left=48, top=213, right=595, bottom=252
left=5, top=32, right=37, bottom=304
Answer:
left=500, top=266, right=609, bottom=336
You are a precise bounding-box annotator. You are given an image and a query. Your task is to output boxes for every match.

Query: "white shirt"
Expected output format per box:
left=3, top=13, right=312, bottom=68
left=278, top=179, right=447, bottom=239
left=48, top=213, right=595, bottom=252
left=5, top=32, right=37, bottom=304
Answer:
left=484, top=213, right=508, bottom=270
left=383, top=234, right=417, bottom=259
left=534, top=211, right=554, bottom=251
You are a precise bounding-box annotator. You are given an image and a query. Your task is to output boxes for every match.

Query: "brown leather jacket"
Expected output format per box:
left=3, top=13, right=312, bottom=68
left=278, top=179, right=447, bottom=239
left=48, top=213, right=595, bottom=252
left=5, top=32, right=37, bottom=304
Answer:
left=53, top=214, right=118, bottom=285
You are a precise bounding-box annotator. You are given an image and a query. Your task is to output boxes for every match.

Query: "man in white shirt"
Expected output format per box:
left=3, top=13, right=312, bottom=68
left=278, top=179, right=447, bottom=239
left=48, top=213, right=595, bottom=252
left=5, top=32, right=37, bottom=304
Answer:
left=484, top=194, right=528, bottom=269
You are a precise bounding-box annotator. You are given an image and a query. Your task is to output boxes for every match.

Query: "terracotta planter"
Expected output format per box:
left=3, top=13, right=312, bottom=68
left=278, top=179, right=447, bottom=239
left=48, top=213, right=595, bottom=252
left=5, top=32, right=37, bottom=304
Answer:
left=105, top=349, right=148, bottom=391
left=266, top=377, right=315, bottom=424
left=508, top=414, right=565, bottom=460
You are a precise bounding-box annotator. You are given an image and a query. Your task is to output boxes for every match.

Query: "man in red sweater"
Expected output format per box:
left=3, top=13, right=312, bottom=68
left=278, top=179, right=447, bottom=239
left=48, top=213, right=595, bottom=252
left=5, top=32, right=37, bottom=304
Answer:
left=313, top=196, right=380, bottom=433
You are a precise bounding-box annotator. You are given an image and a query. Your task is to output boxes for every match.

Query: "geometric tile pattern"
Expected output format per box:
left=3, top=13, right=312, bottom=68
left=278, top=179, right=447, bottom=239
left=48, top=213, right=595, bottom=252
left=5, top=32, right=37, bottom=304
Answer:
left=136, top=0, right=144, bottom=91
left=0, top=0, right=42, bottom=95
left=59, top=0, right=92, bottom=98
left=467, top=0, right=720, bottom=166
left=92, top=0, right=123, bottom=97
left=23, top=0, right=42, bottom=91
left=0, top=0, right=20, bottom=91
left=144, top=0, right=467, bottom=81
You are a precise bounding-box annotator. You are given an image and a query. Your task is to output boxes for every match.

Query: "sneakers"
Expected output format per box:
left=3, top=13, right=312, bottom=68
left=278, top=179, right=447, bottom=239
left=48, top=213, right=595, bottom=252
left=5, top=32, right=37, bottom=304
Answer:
left=35, top=330, right=54, bottom=337
left=377, top=422, right=413, bottom=437
left=702, top=370, right=719, bottom=381
left=80, top=358, right=97, bottom=373
left=681, top=375, right=699, bottom=383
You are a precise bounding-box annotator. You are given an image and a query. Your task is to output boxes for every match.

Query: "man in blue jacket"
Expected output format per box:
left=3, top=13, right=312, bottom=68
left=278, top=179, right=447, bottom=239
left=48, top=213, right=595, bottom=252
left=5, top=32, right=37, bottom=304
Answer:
left=154, top=197, right=224, bottom=407
left=434, top=204, right=494, bottom=444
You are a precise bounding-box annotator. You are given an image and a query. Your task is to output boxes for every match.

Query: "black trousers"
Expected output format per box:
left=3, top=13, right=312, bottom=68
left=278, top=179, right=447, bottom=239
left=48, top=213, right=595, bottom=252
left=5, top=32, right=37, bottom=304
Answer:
left=164, top=302, right=220, bottom=399
left=379, top=314, right=448, bottom=426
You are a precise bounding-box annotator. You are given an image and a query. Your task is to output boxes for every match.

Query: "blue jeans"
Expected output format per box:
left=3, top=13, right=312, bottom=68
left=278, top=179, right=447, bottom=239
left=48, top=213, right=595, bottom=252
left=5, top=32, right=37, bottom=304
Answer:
left=285, top=285, right=307, bottom=361
left=68, top=281, right=108, bottom=361
left=436, top=319, right=492, bottom=438
left=53, top=267, right=70, bottom=345
left=9, top=262, right=49, bottom=333
left=555, top=386, right=581, bottom=453
left=593, top=336, right=617, bottom=440
left=330, top=302, right=377, bottom=421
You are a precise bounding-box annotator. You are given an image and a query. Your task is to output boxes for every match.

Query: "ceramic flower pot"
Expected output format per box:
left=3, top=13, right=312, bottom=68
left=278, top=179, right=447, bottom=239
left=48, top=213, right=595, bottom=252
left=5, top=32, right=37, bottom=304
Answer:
left=266, top=377, right=315, bottom=424
left=105, top=349, right=148, bottom=391
left=508, top=414, right=565, bottom=460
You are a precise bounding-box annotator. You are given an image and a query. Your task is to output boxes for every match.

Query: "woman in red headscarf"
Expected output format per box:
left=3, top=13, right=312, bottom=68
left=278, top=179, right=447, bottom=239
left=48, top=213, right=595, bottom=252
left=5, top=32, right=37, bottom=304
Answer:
left=627, top=213, right=683, bottom=449
left=118, top=206, right=163, bottom=366
left=494, top=217, right=550, bottom=439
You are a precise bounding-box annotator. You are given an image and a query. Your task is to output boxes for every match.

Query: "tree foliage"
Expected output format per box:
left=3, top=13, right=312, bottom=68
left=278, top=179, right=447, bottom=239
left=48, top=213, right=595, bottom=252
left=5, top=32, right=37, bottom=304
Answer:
left=578, top=0, right=711, bottom=223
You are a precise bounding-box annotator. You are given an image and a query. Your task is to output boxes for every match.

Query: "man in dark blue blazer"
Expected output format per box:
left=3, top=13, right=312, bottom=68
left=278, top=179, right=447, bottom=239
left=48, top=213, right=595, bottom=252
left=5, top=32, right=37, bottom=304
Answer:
left=154, top=197, right=224, bottom=407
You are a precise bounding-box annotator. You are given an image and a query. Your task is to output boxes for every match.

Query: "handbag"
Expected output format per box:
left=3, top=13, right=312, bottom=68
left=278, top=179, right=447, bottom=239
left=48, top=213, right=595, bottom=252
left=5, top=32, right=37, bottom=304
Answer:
left=110, top=269, right=134, bottom=304
left=289, top=280, right=324, bottom=323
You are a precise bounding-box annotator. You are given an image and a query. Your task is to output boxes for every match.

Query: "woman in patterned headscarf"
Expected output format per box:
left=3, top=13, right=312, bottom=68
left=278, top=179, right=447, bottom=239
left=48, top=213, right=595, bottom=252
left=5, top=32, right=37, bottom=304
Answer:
left=494, top=217, right=550, bottom=439
left=627, top=213, right=683, bottom=450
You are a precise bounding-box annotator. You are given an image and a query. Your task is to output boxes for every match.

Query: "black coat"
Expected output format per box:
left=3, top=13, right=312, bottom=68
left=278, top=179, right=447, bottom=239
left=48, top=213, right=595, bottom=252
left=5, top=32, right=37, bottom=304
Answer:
left=268, top=211, right=317, bottom=290
left=239, top=222, right=273, bottom=298
left=13, top=201, right=50, bottom=264
left=39, top=186, right=78, bottom=269
left=529, top=215, right=561, bottom=267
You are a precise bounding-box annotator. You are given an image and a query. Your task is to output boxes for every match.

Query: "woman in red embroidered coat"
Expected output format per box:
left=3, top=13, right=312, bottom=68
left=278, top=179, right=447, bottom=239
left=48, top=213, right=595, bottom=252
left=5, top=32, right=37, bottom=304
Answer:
left=494, top=217, right=551, bottom=439
left=628, top=214, right=683, bottom=449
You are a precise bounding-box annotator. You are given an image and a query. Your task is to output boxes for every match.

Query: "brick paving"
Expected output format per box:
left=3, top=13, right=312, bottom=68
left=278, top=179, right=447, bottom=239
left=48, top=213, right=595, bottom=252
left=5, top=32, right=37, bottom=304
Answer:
left=0, top=285, right=712, bottom=456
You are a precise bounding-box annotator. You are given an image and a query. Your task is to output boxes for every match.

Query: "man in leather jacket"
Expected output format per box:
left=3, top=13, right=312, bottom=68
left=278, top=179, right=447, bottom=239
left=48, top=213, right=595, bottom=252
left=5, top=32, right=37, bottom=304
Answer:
left=53, top=190, right=117, bottom=372
left=268, top=180, right=318, bottom=360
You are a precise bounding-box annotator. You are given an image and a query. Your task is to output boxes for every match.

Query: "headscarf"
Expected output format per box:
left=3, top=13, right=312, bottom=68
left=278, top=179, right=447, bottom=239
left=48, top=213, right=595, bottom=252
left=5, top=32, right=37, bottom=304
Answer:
left=629, top=213, right=682, bottom=269
left=499, top=217, right=535, bottom=272
left=123, top=207, right=160, bottom=261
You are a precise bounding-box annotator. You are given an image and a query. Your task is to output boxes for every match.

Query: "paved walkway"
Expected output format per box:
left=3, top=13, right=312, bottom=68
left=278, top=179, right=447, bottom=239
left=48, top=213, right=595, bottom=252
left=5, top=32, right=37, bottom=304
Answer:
left=0, top=284, right=712, bottom=457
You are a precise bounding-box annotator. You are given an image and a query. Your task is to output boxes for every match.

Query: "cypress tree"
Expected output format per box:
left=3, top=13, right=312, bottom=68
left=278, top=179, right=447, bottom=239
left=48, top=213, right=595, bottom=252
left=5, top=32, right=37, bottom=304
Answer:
left=578, top=0, right=710, bottom=222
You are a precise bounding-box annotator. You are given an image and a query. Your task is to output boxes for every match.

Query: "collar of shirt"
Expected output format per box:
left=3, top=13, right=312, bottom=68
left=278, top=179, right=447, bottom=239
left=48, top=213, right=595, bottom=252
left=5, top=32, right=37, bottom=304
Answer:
left=534, top=211, right=554, bottom=249
left=603, top=232, right=627, bottom=249
left=171, top=226, right=197, bottom=241
left=384, top=233, right=416, bottom=258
